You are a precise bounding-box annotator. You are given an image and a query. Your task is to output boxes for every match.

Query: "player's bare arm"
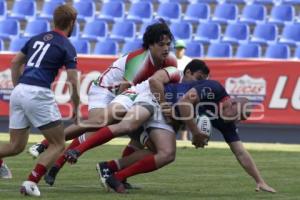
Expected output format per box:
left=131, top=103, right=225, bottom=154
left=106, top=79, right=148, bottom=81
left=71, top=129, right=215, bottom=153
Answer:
left=67, top=69, right=80, bottom=121
left=177, top=88, right=208, bottom=148
left=10, top=52, right=26, bottom=87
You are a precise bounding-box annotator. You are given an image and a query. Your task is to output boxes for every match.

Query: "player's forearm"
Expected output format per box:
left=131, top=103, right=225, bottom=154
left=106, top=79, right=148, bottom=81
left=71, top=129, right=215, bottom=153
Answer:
left=11, top=53, right=26, bottom=87
left=177, top=100, right=197, bottom=134
left=149, top=78, right=166, bottom=104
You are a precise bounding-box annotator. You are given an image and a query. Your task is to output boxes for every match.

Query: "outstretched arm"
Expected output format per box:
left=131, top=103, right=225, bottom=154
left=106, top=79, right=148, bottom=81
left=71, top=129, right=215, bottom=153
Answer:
left=11, top=52, right=26, bottom=87
left=228, top=141, right=276, bottom=193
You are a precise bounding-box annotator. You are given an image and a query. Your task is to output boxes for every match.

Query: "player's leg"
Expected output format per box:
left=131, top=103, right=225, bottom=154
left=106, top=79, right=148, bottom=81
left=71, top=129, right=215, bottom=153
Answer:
left=64, top=103, right=152, bottom=164
left=105, top=128, right=176, bottom=193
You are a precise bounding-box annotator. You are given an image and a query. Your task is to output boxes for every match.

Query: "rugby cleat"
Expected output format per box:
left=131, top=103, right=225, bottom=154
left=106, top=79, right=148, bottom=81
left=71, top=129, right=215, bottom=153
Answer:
left=64, top=149, right=80, bottom=164
left=122, top=180, right=141, bottom=190
left=96, top=162, right=112, bottom=191
left=44, top=165, right=60, bottom=186
left=28, top=143, right=46, bottom=159
left=106, top=175, right=127, bottom=194
left=20, top=181, right=41, bottom=197
left=0, top=163, right=12, bottom=179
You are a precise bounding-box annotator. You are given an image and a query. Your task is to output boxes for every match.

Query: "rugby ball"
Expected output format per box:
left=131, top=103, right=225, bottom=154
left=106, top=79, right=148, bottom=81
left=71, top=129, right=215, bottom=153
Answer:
left=196, top=114, right=212, bottom=140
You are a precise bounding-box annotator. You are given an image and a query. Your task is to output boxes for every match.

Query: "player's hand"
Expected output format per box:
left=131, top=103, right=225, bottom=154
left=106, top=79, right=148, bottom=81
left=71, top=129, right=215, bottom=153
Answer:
left=192, top=132, right=208, bottom=148
left=255, top=182, right=276, bottom=193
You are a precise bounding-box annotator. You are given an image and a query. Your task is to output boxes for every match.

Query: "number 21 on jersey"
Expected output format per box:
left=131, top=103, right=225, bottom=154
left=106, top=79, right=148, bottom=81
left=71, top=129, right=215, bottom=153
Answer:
left=27, top=41, right=50, bottom=68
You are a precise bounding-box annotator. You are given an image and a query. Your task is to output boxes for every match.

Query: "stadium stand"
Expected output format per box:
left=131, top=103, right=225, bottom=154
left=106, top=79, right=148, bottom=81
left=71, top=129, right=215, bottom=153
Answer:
left=0, top=0, right=300, bottom=58
left=0, top=38, right=3, bottom=51
left=93, top=40, right=119, bottom=55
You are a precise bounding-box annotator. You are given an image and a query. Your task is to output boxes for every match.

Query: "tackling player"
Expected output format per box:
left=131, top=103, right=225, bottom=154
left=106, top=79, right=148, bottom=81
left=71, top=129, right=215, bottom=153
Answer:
left=0, top=5, right=79, bottom=197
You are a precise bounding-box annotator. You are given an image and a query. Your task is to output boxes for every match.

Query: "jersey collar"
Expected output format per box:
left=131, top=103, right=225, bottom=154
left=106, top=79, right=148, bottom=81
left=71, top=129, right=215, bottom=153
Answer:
left=53, top=29, right=67, bottom=37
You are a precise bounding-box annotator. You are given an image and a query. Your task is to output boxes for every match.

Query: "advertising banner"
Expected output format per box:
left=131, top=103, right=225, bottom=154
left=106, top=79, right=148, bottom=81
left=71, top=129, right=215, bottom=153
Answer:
left=0, top=53, right=299, bottom=125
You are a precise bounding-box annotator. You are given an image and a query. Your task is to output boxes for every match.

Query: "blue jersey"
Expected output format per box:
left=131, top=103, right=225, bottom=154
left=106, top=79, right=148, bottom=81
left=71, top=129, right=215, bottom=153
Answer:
left=164, top=80, right=240, bottom=143
left=18, top=30, right=77, bottom=88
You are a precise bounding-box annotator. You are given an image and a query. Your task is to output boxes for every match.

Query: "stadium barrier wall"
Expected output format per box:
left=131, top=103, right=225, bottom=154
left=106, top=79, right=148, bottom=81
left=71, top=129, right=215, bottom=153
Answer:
left=0, top=53, right=299, bottom=125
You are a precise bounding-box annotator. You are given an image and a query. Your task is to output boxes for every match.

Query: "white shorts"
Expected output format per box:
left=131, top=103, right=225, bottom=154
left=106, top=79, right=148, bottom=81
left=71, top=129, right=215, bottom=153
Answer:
left=88, top=83, right=115, bottom=110
left=134, top=92, right=174, bottom=133
left=9, top=84, right=61, bottom=129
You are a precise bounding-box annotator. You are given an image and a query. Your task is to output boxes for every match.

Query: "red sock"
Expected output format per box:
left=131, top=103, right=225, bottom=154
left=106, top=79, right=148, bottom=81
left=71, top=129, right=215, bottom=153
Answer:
left=28, top=163, right=47, bottom=183
left=121, top=145, right=136, bottom=158
left=107, top=160, right=119, bottom=172
left=41, top=139, right=49, bottom=148
left=75, top=127, right=114, bottom=155
left=0, top=159, right=3, bottom=167
left=114, top=155, right=157, bottom=182
left=56, top=138, right=80, bottom=168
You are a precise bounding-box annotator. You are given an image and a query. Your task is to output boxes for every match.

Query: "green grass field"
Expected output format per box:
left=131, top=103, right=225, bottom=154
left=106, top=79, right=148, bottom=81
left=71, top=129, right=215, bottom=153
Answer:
left=0, top=134, right=300, bottom=200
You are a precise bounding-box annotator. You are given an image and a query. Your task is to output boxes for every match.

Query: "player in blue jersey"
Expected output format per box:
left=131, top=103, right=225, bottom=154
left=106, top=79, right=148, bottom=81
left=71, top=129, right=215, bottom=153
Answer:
left=0, top=5, right=79, bottom=197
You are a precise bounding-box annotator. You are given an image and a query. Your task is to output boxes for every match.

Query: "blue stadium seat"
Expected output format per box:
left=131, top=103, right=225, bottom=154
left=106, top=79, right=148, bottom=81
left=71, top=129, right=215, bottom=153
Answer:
left=70, top=22, right=80, bottom=39
left=268, top=4, right=295, bottom=25
left=183, top=3, right=210, bottom=24
left=239, top=4, right=267, bottom=25
left=293, top=45, right=300, bottom=58
left=211, top=3, right=238, bottom=24
left=81, top=20, right=108, bottom=42
left=122, top=40, right=142, bottom=54
left=222, top=23, right=250, bottom=45
left=226, top=0, right=247, bottom=3
left=73, top=1, right=95, bottom=22
left=265, top=44, right=290, bottom=59
left=45, top=0, right=65, bottom=2
left=0, top=19, right=20, bottom=40
left=70, top=39, right=90, bottom=54
left=279, top=24, right=300, bottom=46
left=170, top=22, right=192, bottom=41
left=282, top=0, right=300, bottom=5
left=235, top=43, right=262, bottom=58
left=127, top=2, right=153, bottom=23
left=251, top=23, right=278, bottom=45
left=23, top=19, right=50, bottom=38
left=207, top=43, right=233, bottom=58
left=185, top=42, right=204, bottom=57
left=93, top=40, right=119, bottom=55
left=194, top=22, right=221, bottom=44
left=38, top=1, right=64, bottom=20
left=0, top=39, right=3, bottom=51
left=9, top=0, right=36, bottom=21
left=97, top=2, right=125, bottom=23
left=0, top=1, right=7, bottom=20
left=253, top=0, right=279, bottom=5
left=9, top=37, right=29, bottom=52
left=110, top=21, right=136, bottom=42
left=156, top=2, right=181, bottom=23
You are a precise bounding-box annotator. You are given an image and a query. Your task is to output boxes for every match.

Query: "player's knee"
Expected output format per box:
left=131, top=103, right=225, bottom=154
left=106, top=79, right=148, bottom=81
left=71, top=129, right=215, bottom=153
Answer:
left=158, top=149, right=176, bottom=165
left=119, top=122, right=139, bottom=134
left=10, top=143, right=25, bottom=155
